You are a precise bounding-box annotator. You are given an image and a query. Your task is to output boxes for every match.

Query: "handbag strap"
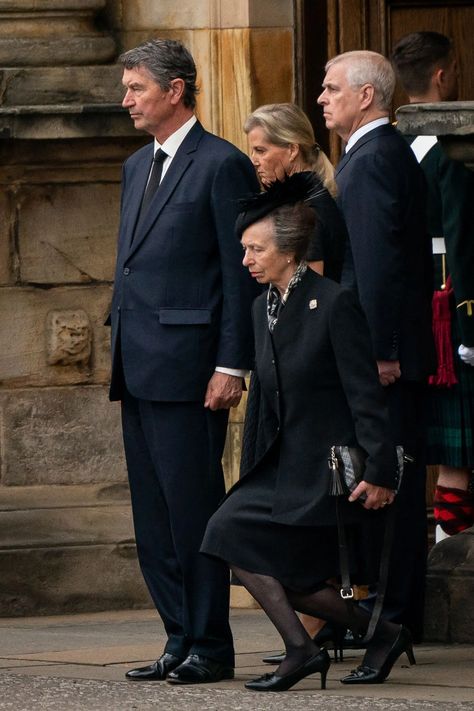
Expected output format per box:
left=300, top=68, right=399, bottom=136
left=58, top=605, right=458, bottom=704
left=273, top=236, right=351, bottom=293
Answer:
left=335, top=495, right=397, bottom=644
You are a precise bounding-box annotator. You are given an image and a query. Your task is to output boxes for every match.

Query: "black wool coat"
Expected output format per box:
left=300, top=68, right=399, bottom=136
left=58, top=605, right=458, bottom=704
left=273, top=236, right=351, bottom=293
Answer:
left=236, top=269, right=399, bottom=527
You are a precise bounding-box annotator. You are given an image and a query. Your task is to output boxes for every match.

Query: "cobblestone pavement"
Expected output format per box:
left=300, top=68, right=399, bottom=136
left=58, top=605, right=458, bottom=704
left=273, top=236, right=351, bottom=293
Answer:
left=0, top=674, right=473, bottom=711
left=0, top=609, right=473, bottom=710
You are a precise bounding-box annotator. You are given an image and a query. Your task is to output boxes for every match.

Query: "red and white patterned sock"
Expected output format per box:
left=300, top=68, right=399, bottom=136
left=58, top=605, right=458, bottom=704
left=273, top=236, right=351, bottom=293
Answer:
left=434, top=485, right=474, bottom=535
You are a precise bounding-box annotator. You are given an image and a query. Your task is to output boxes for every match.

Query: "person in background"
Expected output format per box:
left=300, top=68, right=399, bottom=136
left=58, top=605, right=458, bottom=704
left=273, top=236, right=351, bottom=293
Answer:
left=391, top=31, right=474, bottom=542
left=201, top=174, right=413, bottom=691
left=318, top=50, right=435, bottom=642
left=108, top=38, right=259, bottom=685
left=244, top=103, right=347, bottom=282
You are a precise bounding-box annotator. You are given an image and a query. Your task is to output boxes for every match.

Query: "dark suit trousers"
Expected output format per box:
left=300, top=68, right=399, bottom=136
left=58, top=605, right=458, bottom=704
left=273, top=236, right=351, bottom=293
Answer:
left=121, top=388, right=234, bottom=665
left=362, top=380, right=428, bottom=641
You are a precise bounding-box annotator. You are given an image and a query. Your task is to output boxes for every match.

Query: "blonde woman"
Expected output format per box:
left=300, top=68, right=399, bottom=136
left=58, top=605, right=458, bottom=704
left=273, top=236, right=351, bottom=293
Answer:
left=244, top=103, right=347, bottom=282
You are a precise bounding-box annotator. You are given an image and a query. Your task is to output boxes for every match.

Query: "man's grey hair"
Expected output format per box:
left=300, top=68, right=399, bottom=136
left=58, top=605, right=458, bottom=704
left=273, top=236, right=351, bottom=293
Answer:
left=119, top=38, right=199, bottom=109
left=326, top=50, right=395, bottom=111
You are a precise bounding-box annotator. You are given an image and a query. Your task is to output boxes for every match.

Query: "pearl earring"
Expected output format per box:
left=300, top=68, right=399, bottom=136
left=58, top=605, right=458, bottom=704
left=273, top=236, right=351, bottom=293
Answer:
left=287, top=258, right=291, bottom=264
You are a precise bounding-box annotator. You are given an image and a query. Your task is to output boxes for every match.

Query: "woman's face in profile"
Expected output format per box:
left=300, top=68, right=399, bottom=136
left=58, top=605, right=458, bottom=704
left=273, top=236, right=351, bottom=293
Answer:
left=247, top=126, right=296, bottom=187
left=241, top=218, right=295, bottom=291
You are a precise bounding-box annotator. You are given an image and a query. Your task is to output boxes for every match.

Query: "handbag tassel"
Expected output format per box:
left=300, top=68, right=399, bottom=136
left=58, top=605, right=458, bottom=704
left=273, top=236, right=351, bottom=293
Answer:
left=328, top=447, right=346, bottom=496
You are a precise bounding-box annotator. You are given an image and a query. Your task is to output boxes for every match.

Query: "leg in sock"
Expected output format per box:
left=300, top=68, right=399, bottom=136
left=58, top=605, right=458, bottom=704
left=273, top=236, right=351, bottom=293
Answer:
left=231, top=566, right=317, bottom=676
left=434, top=467, right=473, bottom=536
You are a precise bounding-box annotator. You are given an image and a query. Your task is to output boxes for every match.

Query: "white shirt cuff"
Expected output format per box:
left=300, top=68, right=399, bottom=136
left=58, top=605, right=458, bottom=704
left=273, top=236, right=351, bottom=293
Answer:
left=215, top=367, right=248, bottom=378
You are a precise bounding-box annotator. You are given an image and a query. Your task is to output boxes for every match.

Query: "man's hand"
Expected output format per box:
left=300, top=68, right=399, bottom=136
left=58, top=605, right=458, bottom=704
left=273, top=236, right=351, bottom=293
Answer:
left=349, top=481, right=396, bottom=510
left=204, top=372, right=243, bottom=411
left=377, top=359, right=401, bottom=386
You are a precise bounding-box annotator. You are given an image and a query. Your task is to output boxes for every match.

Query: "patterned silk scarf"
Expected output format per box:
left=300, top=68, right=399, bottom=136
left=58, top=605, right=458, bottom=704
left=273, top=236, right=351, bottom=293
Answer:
left=267, top=261, right=307, bottom=332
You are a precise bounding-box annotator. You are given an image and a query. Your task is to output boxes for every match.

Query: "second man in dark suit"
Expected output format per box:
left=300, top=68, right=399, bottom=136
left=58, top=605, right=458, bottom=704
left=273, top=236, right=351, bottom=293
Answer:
left=318, top=50, right=435, bottom=640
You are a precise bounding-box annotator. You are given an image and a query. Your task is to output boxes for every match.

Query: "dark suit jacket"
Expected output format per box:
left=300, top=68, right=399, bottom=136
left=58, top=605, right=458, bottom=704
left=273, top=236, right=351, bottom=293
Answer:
left=336, top=123, right=435, bottom=381
left=109, top=121, right=260, bottom=401
left=234, top=269, right=399, bottom=527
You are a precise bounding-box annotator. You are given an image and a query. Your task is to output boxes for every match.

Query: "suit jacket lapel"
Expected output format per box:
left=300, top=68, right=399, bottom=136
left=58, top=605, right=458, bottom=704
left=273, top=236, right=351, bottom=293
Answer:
left=126, top=121, right=205, bottom=258
left=335, top=123, right=393, bottom=178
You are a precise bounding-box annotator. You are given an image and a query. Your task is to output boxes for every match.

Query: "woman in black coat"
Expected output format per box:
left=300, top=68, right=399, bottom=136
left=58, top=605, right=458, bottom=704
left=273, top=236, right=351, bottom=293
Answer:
left=200, top=175, right=414, bottom=692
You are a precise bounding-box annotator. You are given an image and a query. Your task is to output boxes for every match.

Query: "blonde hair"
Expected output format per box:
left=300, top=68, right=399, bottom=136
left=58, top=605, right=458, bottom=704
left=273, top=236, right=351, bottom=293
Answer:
left=244, top=103, right=337, bottom=197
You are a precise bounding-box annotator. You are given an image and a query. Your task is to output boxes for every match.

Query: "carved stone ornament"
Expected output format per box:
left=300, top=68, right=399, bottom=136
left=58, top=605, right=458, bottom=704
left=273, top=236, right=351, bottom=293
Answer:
left=46, top=309, right=92, bottom=366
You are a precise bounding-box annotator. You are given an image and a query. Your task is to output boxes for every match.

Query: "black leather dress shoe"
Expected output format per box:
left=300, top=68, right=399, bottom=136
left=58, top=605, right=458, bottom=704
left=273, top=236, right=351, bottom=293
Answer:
left=125, top=653, right=183, bottom=680
left=167, top=654, right=234, bottom=684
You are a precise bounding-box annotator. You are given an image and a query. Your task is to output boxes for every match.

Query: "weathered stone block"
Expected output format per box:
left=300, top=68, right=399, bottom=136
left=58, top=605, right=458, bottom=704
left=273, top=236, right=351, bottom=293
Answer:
left=450, top=574, right=474, bottom=643
left=18, top=183, right=119, bottom=284
left=424, top=575, right=450, bottom=642
left=0, top=66, right=123, bottom=107
left=0, top=386, right=125, bottom=485
left=0, top=285, right=112, bottom=387
left=424, top=528, right=474, bottom=642
left=0, top=544, right=150, bottom=617
left=0, top=1, right=116, bottom=67
left=119, top=0, right=292, bottom=30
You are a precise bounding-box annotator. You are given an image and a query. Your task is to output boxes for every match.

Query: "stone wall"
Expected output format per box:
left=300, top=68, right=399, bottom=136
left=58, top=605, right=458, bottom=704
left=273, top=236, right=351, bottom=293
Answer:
left=0, top=0, right=296, bottom=615
left=103, top=0, right=294, bottom=150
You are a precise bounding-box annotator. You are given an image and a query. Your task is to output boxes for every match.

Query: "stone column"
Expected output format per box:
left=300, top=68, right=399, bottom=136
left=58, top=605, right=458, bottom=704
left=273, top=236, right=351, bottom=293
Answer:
left=0, top=0, right=153, bottom=616
left=396, top=100, right=474, bottom=643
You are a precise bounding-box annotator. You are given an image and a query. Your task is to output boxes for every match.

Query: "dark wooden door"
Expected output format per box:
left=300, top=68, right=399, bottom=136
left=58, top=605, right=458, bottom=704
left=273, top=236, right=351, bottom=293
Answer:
left=297, top=0, right=474, bottom=158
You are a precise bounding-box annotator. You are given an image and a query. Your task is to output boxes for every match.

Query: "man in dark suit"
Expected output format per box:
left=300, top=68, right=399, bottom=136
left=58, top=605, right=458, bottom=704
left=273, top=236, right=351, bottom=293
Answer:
left=318, top=51, right=435, bottom=640
left=109, top=39, right=259, bottom=684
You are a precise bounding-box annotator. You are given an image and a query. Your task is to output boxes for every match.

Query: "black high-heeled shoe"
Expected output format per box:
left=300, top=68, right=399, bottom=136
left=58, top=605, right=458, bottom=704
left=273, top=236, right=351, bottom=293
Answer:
left=340, top=626, right=416, bottom=685
left=246, top=648, right=330, bottom=692
left=262, top=624, right=346, bottom=664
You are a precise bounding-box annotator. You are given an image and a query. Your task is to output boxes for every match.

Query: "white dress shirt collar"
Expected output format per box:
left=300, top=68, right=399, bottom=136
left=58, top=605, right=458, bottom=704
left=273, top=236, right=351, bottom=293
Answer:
left=345, top=117, right=390, bottom=153
left=153, top=115, right=197, bottom=178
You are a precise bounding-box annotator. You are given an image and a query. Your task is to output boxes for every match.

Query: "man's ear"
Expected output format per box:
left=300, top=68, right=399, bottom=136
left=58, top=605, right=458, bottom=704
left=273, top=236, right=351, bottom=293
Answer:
left=169, top=78, right=185, bottom=105
left=433, top=67, right=444, bottom=90
left=360, top=83, right=375, bottom=110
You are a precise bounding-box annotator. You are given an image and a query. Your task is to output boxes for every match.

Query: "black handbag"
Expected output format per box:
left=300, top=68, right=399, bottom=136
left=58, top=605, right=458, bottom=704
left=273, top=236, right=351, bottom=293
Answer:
left=328, top=445, right=408, bottom=502
left=328, top=444, right=413, bottom=644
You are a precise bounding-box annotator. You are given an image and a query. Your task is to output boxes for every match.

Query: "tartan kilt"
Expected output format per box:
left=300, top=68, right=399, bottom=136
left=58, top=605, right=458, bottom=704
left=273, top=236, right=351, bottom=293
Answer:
left=427, top=312, right=474, bottom=467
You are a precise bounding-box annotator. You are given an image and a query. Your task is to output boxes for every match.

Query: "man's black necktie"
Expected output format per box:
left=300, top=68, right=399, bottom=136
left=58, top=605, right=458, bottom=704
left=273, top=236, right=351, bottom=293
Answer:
left=139, top=148, right=167, bottom=218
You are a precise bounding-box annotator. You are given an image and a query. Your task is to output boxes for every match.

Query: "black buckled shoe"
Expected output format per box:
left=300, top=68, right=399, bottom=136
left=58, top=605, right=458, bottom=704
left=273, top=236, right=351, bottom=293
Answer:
left=125, top=652, right=183, bottom=680
left=340, top=626, right=416, bottom=685
left=167, top=654, right=234, bottom=685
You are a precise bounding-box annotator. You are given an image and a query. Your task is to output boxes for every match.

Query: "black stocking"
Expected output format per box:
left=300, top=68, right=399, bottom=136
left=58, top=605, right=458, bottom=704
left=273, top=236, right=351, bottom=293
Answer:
left=287, top=585, right=401, bottom=670
left=231, top=565, right=317, bottom=676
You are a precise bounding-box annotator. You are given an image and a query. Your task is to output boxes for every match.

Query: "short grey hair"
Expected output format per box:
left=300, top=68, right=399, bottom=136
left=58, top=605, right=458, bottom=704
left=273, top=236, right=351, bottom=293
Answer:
left=264, top=202, right=316, bottom=263
left=119, top=39, right=198, bottom=109
left=326, top=50, right=395, bottom=110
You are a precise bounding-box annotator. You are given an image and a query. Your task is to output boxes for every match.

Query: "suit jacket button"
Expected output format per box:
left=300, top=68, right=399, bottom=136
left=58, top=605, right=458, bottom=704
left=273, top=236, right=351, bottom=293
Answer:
left=123, top=267, right=130, bottom=275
